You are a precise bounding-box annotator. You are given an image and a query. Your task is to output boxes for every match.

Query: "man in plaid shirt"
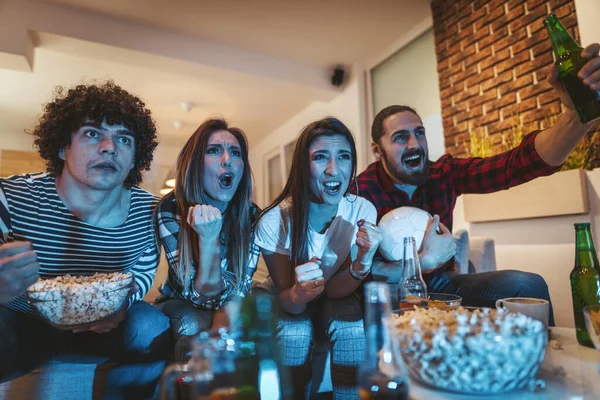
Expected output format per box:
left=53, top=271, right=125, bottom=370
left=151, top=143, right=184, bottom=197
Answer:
left=356, top=42, right=600, bottom=324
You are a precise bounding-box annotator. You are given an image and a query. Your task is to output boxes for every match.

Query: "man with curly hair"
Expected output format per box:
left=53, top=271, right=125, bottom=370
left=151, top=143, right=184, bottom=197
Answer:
left=0, top=81, right=170, bottom=399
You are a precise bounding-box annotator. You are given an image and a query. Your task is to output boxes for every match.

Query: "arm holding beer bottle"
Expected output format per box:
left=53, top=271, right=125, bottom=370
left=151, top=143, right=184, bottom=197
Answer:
left=535, top=42, right=600, bottom=167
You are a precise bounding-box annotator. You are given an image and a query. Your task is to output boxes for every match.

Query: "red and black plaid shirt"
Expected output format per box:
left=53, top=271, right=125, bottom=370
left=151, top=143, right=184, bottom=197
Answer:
left=355, top=131, right=561, bottom=231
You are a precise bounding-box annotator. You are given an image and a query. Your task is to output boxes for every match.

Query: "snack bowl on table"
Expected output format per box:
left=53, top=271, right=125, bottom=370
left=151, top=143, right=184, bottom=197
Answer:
left=583, top=304, right=600, bottom=350
left=26, top=272, right=134, bottom=330
left=397, top=293, right=462, bottom=314
left=427, top=293, right=462, bottom=308
left=394, top=306, right=548, bottom=394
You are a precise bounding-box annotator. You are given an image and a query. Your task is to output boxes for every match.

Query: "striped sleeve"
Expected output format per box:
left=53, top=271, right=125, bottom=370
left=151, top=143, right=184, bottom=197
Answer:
left=0, top=184, right=11, bottom=244
left=129, top=243, right=160, bottom=306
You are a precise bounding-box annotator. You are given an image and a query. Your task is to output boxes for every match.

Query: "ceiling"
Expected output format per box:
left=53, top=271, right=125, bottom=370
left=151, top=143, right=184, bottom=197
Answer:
left=0, top=0, right=432, bottom=183
left=37, top=0, right=432, bottom=68
left=0, top=33, right=329, bottom=148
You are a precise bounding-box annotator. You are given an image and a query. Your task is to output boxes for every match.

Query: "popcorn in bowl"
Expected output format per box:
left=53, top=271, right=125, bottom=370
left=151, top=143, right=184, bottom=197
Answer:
left=394, top=307, right=548, bottom=394
left=26, top=272, right=134, bottom=329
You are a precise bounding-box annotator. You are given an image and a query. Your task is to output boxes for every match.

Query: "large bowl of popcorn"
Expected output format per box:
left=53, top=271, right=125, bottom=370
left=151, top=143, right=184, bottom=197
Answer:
left=26, top=272, right=134, bottom=330
left=395, top=307, right=548, bottom=394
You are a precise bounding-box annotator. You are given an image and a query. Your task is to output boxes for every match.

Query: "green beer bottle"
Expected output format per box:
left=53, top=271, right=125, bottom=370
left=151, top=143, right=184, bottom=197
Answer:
left=543, top=14, right=600, bottom=124
left=238, top=293, right=292, bottom=400
left=182, top=294, right=291, bottom=400
left=570, top=223, right=600, bottom=347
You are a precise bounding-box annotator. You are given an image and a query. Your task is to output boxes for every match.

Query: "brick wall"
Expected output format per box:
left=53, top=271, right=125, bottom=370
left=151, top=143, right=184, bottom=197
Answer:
left=431, top=0, right=580, bottom=157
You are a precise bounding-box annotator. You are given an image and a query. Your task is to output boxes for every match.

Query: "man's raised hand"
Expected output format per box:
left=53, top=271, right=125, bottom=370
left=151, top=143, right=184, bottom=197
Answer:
left=0, top=241, right=40, bottom=305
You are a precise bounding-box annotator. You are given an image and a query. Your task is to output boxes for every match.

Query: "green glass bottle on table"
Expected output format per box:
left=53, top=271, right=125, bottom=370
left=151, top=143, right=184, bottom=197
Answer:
left=198, top=293, right=291, bottom=400
left=543, top=13, right=600, bottom=124
left=571, top=223, right=600, bottom=348
left=159, top=293, right=291, bottom=400
left=238, top=292, right=292, bottom=400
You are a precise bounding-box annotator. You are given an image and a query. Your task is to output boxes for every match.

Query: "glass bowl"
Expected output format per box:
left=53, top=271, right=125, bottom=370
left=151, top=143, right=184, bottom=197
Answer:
left=427, top=292, right=462, bottom=308
left=394, top=306, right=548, bottom=394
left=583, top=304, right=600, bottom=350
left=26, top=273, right=133, bottom=330
left=397, top=293, right=462, bottom=314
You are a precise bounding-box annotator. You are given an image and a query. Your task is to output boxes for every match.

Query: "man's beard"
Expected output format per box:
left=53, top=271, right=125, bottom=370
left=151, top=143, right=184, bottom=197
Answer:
left=381, top=148, right=429, bottom=186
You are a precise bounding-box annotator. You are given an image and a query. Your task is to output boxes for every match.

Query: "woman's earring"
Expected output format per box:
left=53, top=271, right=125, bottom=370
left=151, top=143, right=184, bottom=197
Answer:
left=345, top=178, right=358, bottom=203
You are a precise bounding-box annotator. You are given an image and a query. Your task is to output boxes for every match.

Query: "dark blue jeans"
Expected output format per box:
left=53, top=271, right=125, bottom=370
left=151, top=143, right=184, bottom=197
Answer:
left=425, top=269, right=555, bottom=326
left=0, top=301, right=171, bottom=399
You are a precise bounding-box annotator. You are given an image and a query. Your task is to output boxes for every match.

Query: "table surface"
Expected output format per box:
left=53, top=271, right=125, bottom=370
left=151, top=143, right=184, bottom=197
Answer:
left=408, top=327, right=600, bottom=399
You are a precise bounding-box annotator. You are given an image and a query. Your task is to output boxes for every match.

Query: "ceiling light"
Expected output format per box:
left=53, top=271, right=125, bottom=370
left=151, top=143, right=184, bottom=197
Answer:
left=173, top=120, right=184, bottom=130
left=159, top=187, right=173, bottom=195
left=164, top=168, right=176, bottom=188
left=181, top=101, right=193, bottom=112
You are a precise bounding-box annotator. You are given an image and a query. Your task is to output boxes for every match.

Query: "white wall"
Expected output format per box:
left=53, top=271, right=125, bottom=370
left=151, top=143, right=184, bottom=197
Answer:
left=369, top=28, right=445, bottom=162
left=142, top=143, right=182, bottom=195
left=452, top=170, right=600, bottom=329
left=574, top=0, right=600, bottom=46
left=0, top=117, right=38, bottom=169
left=249, top=68, right=367, bottom=208
left=0, top=109, right=37, bottom=152
left=0, top=130, right=36, bottom=152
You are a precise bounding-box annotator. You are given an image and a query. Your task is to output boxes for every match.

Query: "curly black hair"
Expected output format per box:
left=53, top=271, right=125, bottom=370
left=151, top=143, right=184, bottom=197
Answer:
left=32, top=81, right=158, bottom=188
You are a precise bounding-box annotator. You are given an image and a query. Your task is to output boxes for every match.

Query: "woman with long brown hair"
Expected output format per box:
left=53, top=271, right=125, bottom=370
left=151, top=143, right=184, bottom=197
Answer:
left=255, top=117, right=384, bottom=398
left=154, top=118, right=258, bottom=361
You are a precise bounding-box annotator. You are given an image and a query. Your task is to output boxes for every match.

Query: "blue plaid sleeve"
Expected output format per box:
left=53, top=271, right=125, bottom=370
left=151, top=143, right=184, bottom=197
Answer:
left=157, top=198, right=260, bottom=310
left=196, top=205, right=261, bottom=307
left=157, top=196, right=181, bottom=273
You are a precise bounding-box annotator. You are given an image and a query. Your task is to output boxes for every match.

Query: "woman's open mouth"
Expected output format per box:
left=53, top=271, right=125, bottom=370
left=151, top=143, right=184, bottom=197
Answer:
left=219, top=173, right=234, bottom=189
left=324, top=181, right=342, bottom=195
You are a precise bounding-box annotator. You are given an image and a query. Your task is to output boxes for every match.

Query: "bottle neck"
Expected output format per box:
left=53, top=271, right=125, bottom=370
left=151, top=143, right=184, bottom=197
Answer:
left=242, top=294, right=291, bottom=399
left=403, top=258, right=420, bottom=279
left=544, top=16, right=581, bottom=58
left=575, top=227, right=599, bottom=269
left=403, top=238, right=423, bottom=279
left=243, top=294, right=277, bottom=356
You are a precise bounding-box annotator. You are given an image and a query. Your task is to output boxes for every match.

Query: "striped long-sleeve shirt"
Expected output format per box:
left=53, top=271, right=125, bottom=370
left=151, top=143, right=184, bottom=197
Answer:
left=0, top=173, right=160, bottom=315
